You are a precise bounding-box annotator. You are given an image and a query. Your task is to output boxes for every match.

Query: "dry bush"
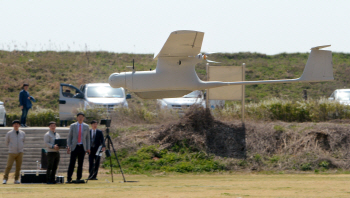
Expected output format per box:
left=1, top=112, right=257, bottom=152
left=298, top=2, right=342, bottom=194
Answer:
left=228, top=121, right=350, bottom=171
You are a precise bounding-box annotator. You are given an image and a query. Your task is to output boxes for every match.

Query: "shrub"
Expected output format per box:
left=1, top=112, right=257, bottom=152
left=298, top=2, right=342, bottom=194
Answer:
left=269, top=155, right=280, bottom=163
left=6, top=107, right=59, bottom=126
left=238, top=160, right=248, bottom=167
left=175, top=162, right=194, bottom=173
left=273, top=125, right=285, bottom=132
left=301, top=163, right=312, bottom=171
left=27, top=108, right=59, bottom=126
left=104, top=145, right=226, bottom=174
left=254, top=154, right=262, bottom=163
left=319, top=161, right=330, bottom=170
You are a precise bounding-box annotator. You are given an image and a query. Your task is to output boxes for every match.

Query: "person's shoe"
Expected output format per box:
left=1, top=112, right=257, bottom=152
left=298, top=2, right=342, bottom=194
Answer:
left=2, top=180, right=6, bottom=184
left=20, top=124, right=25, bottom=127
left=65, top=179, right=72, bottom=184
left=90, top=178, right=98, bottom=180
left=14, top=180, right=20, bottom=184
left=24, top=124, right=28, bottom=127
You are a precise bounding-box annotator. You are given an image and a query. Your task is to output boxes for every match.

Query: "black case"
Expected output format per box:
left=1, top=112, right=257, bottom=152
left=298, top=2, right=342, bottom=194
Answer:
left=20, top=170, right=47, bottom=183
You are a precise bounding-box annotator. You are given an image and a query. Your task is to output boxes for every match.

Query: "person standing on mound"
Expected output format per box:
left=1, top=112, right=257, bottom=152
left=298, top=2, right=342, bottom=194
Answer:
left=19, top=83, right=35, bottom=127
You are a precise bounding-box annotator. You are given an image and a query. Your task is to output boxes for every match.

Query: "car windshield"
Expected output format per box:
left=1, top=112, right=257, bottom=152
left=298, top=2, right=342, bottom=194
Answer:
left=337, top=91, right=350, bottom=101
left=183, top=91, right=202, bottom=98
left=87, top=86, right=124, bottom=98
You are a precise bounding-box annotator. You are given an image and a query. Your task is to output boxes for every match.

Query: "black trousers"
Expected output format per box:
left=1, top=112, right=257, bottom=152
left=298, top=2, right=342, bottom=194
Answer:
left=89, top=147, right=101, bottom=178
left=67, top=145, right=85, bottom=181
left=20, top=107, right=29, bottom=125
left=47, top=152, right=60, bottom=183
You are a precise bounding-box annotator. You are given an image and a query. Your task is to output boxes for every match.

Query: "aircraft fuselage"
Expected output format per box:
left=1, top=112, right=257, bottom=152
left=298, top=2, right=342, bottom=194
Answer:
left=109, top=58, right=206, bottom=92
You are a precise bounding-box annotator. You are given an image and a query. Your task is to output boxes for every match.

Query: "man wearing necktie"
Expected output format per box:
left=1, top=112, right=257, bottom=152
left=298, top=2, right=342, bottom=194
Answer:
left=44, top=121, right=61, bottom=184
left=3, top=120, right=25, bottom=184
left=66, top=112, right=90, bottom=183
left=88, top=120, right=105, bottom=180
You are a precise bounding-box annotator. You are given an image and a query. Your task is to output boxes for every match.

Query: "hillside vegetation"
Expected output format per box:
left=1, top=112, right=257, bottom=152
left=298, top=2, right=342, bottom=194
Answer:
left=0, top=50, right=350, bottom=113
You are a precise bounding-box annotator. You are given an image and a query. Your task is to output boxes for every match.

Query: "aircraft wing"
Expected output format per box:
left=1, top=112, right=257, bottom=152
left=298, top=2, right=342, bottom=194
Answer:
left=154, top=30, right=204, bottom=60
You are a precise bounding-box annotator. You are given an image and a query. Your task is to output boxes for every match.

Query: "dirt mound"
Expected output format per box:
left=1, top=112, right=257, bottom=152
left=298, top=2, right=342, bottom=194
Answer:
left=152, top=106, right=246, bottom=158
left=150, top=106, right=350, bottom=171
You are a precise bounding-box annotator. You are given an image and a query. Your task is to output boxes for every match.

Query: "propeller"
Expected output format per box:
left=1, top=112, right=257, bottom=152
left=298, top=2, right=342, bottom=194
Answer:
left=192, top=53, right=220, bottom=63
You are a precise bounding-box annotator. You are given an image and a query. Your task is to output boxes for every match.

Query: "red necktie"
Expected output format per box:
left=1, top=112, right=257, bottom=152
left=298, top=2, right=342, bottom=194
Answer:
left=78, top=124, right=82, bottom=143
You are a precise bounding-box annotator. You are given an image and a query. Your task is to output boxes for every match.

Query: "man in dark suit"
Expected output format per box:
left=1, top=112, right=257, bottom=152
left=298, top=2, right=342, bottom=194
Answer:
left=66, top=112, right=90, bottom=183
left=88, top=120, right=105, bottom=180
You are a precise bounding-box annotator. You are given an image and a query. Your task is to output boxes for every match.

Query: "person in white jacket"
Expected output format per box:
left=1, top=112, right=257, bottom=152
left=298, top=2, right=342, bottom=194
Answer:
left=3, top=120, right=25, bottom=184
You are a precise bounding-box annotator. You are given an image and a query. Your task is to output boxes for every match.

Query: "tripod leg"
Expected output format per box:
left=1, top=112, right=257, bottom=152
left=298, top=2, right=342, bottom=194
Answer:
left=107, top=137, right=114, bottom=183
left=107, top=137, right=126, bottom=182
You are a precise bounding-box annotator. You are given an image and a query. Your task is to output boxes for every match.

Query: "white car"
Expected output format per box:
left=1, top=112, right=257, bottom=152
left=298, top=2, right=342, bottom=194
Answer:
left=157, top=90, right=205, bottom=111
left=59, top=83, right=130, bottom=122
left=0, top=101, right=6, bottom=127
left=328, top=89, right=350, bottom=105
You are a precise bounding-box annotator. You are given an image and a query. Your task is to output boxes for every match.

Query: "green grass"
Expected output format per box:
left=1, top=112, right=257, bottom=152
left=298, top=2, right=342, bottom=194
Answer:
left=103, top=145, right=226, bottom=174
left=2, top=174, right=350, bottom=197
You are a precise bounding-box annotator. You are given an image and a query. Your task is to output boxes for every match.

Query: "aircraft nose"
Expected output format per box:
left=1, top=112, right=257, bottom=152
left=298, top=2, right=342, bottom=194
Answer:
left=109, top=72, right=126, bottom=88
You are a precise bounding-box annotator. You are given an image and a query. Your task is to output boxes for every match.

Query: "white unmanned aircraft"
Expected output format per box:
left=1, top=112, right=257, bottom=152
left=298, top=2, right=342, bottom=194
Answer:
left=109, top=30, right=333, bottom=99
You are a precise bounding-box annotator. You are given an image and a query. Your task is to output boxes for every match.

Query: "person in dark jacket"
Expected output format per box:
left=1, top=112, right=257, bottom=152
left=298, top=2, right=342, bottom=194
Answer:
left=19, top=83, right=35, bottom=127
left=88, top=120, right=105, bottom=180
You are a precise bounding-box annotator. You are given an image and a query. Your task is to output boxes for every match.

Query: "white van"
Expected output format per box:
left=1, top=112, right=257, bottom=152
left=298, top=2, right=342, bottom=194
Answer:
left=59, top=83, right=129, bottom=122
left=328, top=89, right=350, bottom=105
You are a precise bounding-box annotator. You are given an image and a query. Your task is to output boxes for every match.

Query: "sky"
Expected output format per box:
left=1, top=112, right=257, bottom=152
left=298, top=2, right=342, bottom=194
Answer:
left=1, top=0, right=349, bottom=55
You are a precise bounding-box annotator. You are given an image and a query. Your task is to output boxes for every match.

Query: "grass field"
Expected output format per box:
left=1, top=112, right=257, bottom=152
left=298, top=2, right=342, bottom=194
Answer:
left=1, top=172, right=350, bottom=197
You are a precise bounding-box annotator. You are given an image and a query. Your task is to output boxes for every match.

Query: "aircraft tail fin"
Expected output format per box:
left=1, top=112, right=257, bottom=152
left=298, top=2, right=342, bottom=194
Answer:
left=298, top=45, right=333, bottom=82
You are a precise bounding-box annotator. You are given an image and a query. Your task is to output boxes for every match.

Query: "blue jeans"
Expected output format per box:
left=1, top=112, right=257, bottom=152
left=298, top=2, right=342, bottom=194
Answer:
left=20, top=108, right=30, bottom=125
